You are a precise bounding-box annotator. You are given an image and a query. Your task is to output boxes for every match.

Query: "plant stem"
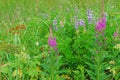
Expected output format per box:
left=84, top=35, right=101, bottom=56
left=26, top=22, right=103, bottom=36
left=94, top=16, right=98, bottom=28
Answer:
left=100, top=0, right=105, bottom=18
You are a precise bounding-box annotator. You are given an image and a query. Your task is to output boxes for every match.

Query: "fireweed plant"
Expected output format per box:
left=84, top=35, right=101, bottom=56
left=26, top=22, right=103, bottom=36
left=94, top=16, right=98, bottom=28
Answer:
left=95, top=17, right=107, bottom=48
left=0, top=0, right=120, bottom=80
left=48, top=26, right=58, bottom=52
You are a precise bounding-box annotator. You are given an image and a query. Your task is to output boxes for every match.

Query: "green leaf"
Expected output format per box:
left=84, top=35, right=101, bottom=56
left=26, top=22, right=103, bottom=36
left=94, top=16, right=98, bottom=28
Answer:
left=86, top=62, right=97, bottom=69
left=86, top=70, right=96, bottom=80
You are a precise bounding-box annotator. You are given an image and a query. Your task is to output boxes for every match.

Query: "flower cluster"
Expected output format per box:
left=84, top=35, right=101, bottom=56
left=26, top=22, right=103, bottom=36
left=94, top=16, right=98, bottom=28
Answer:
left=74, top=17, right=85, bottom=29
left=74, top=20, right=79, bottom=29
left=7, top=24, right=26, bottom=35
left=79, top=19, right=85, bottom=26
left=87, top=9, right=93, bottom=24
left=53, top=18, right=58, bottom=30
left=74, top=16, right=78, bottom=29
left=95, top=17, right=106, bottom=32
left=48, top=37, right=57, bottom=47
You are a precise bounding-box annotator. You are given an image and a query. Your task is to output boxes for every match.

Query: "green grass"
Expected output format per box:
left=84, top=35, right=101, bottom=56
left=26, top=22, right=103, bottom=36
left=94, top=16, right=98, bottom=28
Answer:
left=0, top=0, right=120, bottom=80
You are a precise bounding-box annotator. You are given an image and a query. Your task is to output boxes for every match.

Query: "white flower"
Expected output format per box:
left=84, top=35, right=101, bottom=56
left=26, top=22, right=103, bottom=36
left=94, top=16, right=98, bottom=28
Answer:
left=36, top=41, right=39, bottom=46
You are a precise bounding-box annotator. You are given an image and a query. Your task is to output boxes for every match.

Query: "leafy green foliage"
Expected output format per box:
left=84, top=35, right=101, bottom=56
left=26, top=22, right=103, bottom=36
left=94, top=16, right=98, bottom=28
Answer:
left=86, top=51, right=110, bottom=80
left=41, top=52, right=67, bottom=80
left=0, top=0, right=120, bottom=80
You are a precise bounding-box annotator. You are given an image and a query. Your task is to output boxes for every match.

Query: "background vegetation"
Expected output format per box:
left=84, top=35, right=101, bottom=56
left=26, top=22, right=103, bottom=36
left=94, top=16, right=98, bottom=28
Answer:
left=0, top=0, right=120, bottom=80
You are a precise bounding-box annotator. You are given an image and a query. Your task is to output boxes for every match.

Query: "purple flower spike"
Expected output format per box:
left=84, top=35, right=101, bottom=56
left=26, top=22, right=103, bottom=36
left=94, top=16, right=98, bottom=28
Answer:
left=79, top=19, right=85, bottom=26
left=53, top=18, right=58, bottom=31
left=87, top=9, right=93, bottom=24
left=74, top=16, right=79, bottom=29
left=48, top=37, right=57, bottom=47
left=74, top=20, right=79, bottom=29
left=96, top=17, right=106, bottom=32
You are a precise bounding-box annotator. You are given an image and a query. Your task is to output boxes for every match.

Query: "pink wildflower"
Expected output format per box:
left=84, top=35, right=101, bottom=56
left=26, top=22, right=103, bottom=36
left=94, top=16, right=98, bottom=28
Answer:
left=96, top=17, right=106, bottom=32
left=48, top=37, right=57, bottom=47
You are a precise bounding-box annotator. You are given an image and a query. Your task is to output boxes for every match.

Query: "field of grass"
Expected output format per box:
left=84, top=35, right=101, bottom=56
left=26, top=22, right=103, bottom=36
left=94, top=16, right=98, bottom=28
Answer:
left=0, top=0, right=120, bottom=80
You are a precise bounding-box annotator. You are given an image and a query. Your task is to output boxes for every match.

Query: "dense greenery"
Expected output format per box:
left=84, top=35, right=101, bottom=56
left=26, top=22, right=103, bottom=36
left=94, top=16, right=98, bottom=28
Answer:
left=0, top=0, right=120, bottom=80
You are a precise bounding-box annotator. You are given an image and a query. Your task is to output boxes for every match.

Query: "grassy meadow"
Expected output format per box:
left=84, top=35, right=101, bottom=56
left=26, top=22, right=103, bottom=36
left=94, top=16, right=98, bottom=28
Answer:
left=0, top=0, right=120, bottom=80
